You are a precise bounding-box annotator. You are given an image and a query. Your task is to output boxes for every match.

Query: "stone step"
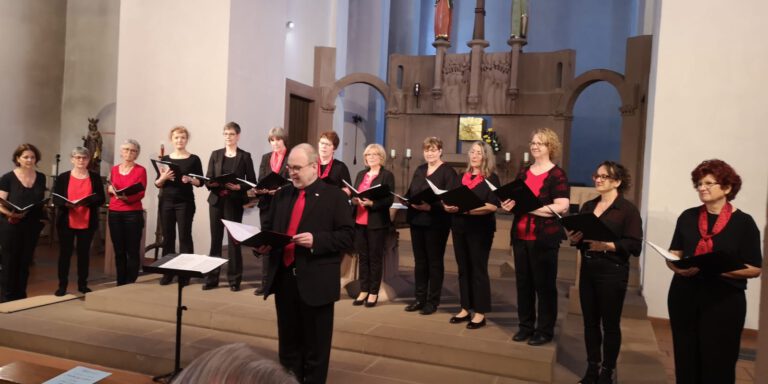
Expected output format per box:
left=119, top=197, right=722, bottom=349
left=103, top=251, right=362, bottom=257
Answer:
left=75, top=280, right=557, bottom=382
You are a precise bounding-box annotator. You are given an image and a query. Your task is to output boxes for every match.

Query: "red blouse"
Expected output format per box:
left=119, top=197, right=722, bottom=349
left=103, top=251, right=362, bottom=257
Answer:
left=68, top=176, right=92, bottom=229
left=109, top=164, right=147, bottom=211
left=355, top=173, right=376, bottom=225
left=516, top=169, right=549, bottom=240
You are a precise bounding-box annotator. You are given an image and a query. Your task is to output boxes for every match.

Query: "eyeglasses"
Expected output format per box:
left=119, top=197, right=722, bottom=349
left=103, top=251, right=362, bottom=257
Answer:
left=529, top=141, right=547, bottom=147
left=121, top=147, right=138, bottom=153
left=592, top=174, right=615, bottom=181
left=693, top=181, right=719, bottom=189
left=72, top=156, right=88, bottom=160
left=223, top=132, right=238, bottom=137
left=285, top=163, right=313, bottom=173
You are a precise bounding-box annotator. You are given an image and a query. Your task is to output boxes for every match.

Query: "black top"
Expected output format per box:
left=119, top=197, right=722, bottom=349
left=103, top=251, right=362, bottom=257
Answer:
left=206, top=148, right=256, bottom=206
left=577, top=195, right=643, bottom=265
left=157, top=154, right=203, bottom=203
left=0, top=171, right=47, bottom=224
left=53, top=171, right=106, bottom=230
left=406, top=163, right=457, bottom=229
left=670, top=207, right=762, bottom=290
left=510, top=164, right=570, bottom=247
left=222, top=156, right=236, bottom=174
left=353, top=167, right=396, bottom=230
left=451, top=172, right=500, bottom=234
left=318, top=159, right=351, bottom=189
left=256, top=152, right=290, bottom=213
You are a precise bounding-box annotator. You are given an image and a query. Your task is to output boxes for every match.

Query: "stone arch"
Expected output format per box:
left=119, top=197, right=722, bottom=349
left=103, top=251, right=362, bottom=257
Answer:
left=556, top=69, right=635, bottom=117
left=321, top=73, right=396, bottom=113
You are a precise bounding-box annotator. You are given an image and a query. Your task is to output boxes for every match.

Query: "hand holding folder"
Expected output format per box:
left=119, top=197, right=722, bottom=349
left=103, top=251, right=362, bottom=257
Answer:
left=0, top=196, right=49, bottom=214
left=646, top=240, right=746, bottom=274
left=52, top=192, right=97, bottom=208
left=486, top=179, right=543, bottom=215
left=426, top=179, right=485, bottom=213
left=222, top=219, right=292, bottom=249
left=151, top=159, right=182, bottom=180
left=342, top=180, right=392, bottom=200
left=560, top=213, right=617, bottom=242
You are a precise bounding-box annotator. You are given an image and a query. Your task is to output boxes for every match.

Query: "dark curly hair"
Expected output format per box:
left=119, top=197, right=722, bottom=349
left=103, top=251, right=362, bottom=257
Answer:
left=691, top=159, right=741, bottom=201
left=596, top=160, right=631, bottom=193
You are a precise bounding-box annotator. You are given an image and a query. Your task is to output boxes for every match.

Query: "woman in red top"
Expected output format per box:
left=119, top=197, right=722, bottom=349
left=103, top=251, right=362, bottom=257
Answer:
left=501, top=128, right=570, bottom=346
left=53, top=147, right=106, bottom=296
left=107, top=139, right=147, bottom=286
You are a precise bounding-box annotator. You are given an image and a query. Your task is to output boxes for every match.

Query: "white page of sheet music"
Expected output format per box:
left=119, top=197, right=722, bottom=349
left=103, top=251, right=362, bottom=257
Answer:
left=161, top=254, right=227, bottom=273
left=221, top=219, right=261, bottom=242
left=645, top=240, right=681, bottom=261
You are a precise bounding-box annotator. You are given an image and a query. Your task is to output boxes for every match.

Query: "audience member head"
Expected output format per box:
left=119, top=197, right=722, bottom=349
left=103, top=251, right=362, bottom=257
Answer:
left=171, top=343, right=298, bottom=384
left=12, top=143, right=41, bottom=167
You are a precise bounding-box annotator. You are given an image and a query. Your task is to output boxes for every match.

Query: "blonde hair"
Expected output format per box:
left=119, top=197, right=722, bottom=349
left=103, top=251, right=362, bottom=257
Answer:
left=363, top=143, right=387, bottom=166
left=465, top=141, right=496, bottom=178
left=422, top=136, right=443, bottom=151
left=531, top=127, right=561, bottom=161
left=169, top=126, right=189, bottom=140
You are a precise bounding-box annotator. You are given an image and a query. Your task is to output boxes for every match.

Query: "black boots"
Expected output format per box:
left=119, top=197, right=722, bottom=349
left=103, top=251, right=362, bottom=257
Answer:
left=578, top=362, right=600, bottom=384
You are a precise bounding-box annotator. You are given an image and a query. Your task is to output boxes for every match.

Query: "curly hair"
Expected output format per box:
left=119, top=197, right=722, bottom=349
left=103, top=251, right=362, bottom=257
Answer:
left=691, top=159, right=742, bottom=201
left=530, top=128, right=562, bottom=161
left=596, top=161, right=631, bottom=193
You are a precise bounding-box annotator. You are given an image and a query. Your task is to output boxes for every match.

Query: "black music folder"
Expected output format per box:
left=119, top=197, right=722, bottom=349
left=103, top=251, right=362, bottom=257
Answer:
left=560, top=213, right=617, bottom=242
left=343, top=180, right=392, bottom=200
left=51, top=192, right=97, bottom=207
left=239, top=172, right=290, bottom=191
left=426, top=179, right=484, bottom=212
left=646, top=241, right=745, bottom=274
left=196, top=173, right=239, bottom=185
left=150, top=159, right=182, bottom=178
left=0, top=196, right=49, bottom=214
left=486, top=179, right=543, bottom=215
left=112, top=182, right=145, bottom=196
left=222, top=219, right=293, bottom=249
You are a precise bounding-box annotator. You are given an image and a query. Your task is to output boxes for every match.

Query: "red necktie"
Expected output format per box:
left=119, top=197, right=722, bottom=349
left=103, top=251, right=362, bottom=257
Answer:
left=283, top=190, right=306, bottom=266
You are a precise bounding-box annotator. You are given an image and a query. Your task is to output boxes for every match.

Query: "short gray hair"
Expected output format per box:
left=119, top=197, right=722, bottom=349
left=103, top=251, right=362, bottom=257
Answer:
left=71, top=146, right=90, bottom=158
left=121, top=139, right=141, bottom=155
left=268, top=127, right=287, bottom=142
left=171, top=343, right=298, bottom=384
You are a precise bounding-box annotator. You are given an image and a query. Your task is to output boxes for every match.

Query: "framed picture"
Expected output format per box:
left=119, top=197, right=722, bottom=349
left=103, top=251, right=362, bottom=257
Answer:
left=458, top=116, right=484, bottom=141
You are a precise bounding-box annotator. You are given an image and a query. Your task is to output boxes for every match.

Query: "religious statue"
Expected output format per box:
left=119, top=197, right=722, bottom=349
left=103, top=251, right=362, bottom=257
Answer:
left=434, top=0, right=453, bottom=41
left=82, top=117, right=103, bottom=174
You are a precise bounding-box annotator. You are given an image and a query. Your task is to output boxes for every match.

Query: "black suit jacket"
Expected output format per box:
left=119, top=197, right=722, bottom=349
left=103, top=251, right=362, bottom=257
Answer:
left=206, top=147, right=256, bottom=206
left=352, top=168, right=395, bottom=230
left=262, top=179, right=354, bottom=306
left=53, top=171, right=106, bottom=230
left=256, top=152, right=289, bottom=212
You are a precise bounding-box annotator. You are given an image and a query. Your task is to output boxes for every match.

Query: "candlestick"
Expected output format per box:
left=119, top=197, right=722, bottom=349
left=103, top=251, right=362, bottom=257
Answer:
left=523, top=152, right=529, bottom=162
left=505, top=152, right=511, bottom=162
left=390, top=149, right=397, bottom=159
left=405, top=148, right=412, bottom=159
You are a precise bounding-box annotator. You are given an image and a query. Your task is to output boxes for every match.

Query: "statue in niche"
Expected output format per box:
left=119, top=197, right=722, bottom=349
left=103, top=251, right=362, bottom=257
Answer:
left=82, top=117, right=103, bottom=174
left=434, top=0, right=453, bottom=41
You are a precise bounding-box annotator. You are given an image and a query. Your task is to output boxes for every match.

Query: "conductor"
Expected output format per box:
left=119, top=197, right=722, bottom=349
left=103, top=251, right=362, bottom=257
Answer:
left=255, top=143, right=354, bottom=384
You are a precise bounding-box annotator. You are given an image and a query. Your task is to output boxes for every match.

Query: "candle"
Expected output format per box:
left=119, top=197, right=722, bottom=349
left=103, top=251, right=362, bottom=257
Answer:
left=505, top=152, right=511, bottom=162
left=51, top=163, right=56, bottom=176
left=406, top=148, right=412, bottom=158
left=390, top=149, right=396, bottom=159
left=523, top=152, right=530, bottom=162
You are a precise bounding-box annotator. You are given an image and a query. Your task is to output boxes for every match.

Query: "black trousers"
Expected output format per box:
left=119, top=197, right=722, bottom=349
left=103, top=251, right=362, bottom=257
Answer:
left=259, top=207, right=271, bottom=287
left=58, top=226, right=95, bottom=290
left=161, top=199, right=195, bottom=255
left=274, top=267, right=334, bottom=384
left=208, top=198, right=244, bottom=285
left=668, top=276, right=746, bottom=384
left=354, top=225, right=387, bottom=294
left=452, top=230, right=493, bottom=313
left=410, top=225, right=450, bottom=306
left=0, top=219, right=43, bottom=302
left=108, top=210, right=144, bottom=286
left=513, top=240, right=559, bottom=337
left=579, top=255, right=629, bottom=368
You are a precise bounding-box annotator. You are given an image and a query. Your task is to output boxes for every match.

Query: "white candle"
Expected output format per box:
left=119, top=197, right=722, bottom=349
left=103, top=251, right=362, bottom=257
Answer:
left=390, top=149, right=396, bottom=159
left=505, top=152, right=511, bottom=162
left=523, top=152, right=530, bottom=162
left=51, top=163, right=56, bottom=176
left=406, top=148, right=412, bottom=158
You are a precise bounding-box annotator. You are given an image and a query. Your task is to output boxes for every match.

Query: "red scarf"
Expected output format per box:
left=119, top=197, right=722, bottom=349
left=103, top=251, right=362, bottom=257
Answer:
left=462, top=172, right=484, bottom=190
left=694, top=202, right=733, bottom=256
left=317, top=159, right=333, bottom=179
left=270, top=150, right=285, bottom=174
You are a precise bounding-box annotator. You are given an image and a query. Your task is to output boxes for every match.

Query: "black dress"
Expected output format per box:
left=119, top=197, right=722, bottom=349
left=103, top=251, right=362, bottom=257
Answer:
left=668, top=207, right=762, bottom=384
left=0, top=171, right=46, bottom=302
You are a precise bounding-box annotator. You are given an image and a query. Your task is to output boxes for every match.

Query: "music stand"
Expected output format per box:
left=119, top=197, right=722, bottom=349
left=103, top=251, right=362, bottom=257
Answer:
left=144, top=254, right=227, bottom=383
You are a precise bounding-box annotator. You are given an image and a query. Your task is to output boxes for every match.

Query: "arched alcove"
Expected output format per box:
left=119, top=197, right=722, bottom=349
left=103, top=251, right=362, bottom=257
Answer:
left=569, top=82, right=622, bottom=184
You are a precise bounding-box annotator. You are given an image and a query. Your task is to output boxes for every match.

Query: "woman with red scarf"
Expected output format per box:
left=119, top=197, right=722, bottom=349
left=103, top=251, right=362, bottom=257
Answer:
left=316, top=131, right=351, bottom=194
left=444, top=141, right=500, bottom=329
left=666, top=159, right=761, bottom=384
left=253, top=127, right=289, bottom=295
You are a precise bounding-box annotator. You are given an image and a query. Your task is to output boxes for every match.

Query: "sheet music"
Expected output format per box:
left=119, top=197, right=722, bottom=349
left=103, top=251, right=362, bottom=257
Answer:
left=160, top=254, right=227, bottom=273
left=222, top=219, right=261, bottom=242
left=43, top=366, right=112, bottom=384
left=342, top=179, right=359, bottom=195
left=425, top=178, right=447, bottom=195
left=484, top=178, right=497, bottom=191
left=645, top=240, right=681, bottom=261
left=237, top=178, right=257, bottom=188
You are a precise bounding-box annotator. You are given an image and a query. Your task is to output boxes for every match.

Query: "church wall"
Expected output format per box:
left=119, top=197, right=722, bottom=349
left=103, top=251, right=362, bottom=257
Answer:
left=59, top=0, right=120, bottom=176
left=642, top=0, right=768, bottom=329
left=0, top=0, right=66, bottom=177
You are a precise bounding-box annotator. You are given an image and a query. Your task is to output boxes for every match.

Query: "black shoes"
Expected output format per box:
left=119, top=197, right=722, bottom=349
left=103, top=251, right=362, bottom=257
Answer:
left=202, top=282, right=218, bottom=291
left=597, top=367, right=615, bottom=384
left=78, top=287, right=92, bottom=294
left=352, top=294, right=368, bottom=306
left=466, top=318, right=486, bottom=329
left=527, top=332, right=553, bottom=346
left=404, top=301, right=425, bottom=312
left=578, top=363, right=600, bottom=384
left=364, top=295, right=379, bottom=308
left=54, top=288, right=66, bottom=297
left=449, top=313, right=471, bottom=324
left=229, top=284, right=240, bottom=292
left=419, top=303, right=437, bottom=315
left=254, top=287, right=265, bottom=296
left=512, top=329, right=534, bottom=342
left=159, top=275, right=174, bottom=286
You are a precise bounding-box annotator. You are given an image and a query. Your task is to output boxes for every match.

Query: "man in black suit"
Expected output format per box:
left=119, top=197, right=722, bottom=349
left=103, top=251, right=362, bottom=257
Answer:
left=256, top=143, right=353, bottom=384
left=204, top=121, right=256, bottom=291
